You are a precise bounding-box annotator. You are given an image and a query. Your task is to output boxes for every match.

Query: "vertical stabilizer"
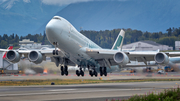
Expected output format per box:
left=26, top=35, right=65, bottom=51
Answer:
left=3, top=46, right=13, bottom=59
left=111, top=30, right=125, bottom=50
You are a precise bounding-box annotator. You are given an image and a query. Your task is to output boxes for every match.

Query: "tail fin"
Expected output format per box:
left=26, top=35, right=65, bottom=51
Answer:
left=111, top=30, right=125, bottom=50
left=3, top=46, right=13, bottom=59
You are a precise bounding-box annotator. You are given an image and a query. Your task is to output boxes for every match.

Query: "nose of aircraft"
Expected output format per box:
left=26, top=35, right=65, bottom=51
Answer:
left=46, top=18, right=62, bottom=41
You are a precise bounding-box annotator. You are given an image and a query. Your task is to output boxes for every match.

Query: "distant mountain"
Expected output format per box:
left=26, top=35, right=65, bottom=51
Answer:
left=37, top=0, right=180, bottom=33
left=0, top=0, right=65, bottom=35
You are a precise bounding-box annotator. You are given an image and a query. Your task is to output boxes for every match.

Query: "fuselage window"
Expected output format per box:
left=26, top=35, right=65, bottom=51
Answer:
left=53, top=17, right=61, bottom=20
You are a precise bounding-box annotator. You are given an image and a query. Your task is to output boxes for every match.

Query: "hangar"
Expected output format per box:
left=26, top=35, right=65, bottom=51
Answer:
left=122, top=40, right=173, bottom=51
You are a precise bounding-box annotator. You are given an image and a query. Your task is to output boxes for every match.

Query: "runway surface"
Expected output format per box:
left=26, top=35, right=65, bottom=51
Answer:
left=0, top=81, right=180, bottom=101
left=1, top=72, right=180, bottom=81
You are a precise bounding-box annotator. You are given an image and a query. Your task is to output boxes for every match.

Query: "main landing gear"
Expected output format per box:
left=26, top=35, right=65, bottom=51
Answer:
left=76, top=67, right=84, bottom=77
left=89, top=70, right=98, bottom=77
left=60, top=66, right=68, bottom=76
left=89, top=66, right=98, bottom=77
left=100, top=67, right=107, bottom=76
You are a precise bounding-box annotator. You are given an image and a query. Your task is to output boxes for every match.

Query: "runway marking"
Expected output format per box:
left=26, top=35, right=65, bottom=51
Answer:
left=49, top=89, right=76, bottom=91
left=0, top=88, right=147, bottom=97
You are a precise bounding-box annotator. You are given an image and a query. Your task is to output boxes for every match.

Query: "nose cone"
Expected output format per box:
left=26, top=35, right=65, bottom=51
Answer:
left=46, top=20, right=57, bottom=37
left=46, top=19, right=62, bottom=43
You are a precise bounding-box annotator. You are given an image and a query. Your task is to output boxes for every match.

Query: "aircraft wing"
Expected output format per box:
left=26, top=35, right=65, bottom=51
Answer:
left=3, top=48, right=76, bottom=67
left=13, top=49, right=64, bottom=57
left=86, top=48, right=180, bottom=67
left=0, top=49, right=9, bottom=52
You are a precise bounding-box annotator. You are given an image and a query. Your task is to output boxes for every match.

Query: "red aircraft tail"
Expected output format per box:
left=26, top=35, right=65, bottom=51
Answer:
left=3, top=46, right=13, bottom=59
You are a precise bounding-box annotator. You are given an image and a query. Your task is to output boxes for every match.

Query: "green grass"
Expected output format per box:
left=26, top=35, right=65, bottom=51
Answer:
left=1, top=78, right=180, bottom=86
left=121, top=86, right=180, bottom=101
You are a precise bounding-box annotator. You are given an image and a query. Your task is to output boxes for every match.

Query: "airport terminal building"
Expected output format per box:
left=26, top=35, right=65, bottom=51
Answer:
left=19, top=39, right=52, bottom=49
left=122, top=40, right=173, bottom=51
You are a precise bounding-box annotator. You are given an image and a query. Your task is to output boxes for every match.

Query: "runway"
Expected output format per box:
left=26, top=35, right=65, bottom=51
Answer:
left=0, top=81, right=180, bottom=101
left=1, top=72, right=180, bottom=81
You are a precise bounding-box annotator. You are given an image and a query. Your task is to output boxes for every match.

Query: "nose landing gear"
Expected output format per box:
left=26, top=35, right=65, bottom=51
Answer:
left=53, top=42, right=58, bottom=55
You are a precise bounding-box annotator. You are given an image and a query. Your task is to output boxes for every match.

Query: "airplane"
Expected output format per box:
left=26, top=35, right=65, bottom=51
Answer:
left=3, top=16, right=180, bottom=77
left=3, top=46, right=13, bottom=59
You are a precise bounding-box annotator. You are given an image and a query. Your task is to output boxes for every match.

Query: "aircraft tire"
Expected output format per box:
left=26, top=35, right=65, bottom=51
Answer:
left=94, top=71, right=97, bottom=77
left=80, top=70, right=84, bottom=77
left=104, top=72, right=107, bottom=76
left=76, top=70, right=80, bottom=76
left=55, top=50, right=58, bottom=55
left=65, top=71, right=68, bottom=76
left=100, top=67, right=102, bottom=72
left=104, top=67, right=107, bottom=73
left=53, top=50, right=55, bottom=55
left=61, top=66, right=64, bottom=71
left=100, top=72, right=103, bottom=76
left=65, top=66, right=68, bottom=71
left=89, top=70, right=93, bottom=77
left=61, top=71, right=64, bottom=76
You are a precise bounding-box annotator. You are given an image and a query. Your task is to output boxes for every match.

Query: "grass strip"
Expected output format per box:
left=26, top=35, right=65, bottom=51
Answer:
left=1, top=78, right=180, bottom=86
left=111, top=85, right=180, bottom=101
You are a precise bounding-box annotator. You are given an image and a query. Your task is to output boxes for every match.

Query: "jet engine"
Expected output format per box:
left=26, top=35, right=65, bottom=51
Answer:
left=154, top=52, right=169, bottom=65
left=113, top=52, right=129, bottom=65
left=28, top=51, right=43, bottom=64
left=6, top=50, right=21, bottom=63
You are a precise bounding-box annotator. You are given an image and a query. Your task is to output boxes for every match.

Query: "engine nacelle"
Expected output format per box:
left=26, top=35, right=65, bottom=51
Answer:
left=28, top=51, right=43, bottom=64
left=6, top=50, right=21, bottom=63
left=113, top=52, right=129, bottom=65
left=154, top=52, right=169, bottom=65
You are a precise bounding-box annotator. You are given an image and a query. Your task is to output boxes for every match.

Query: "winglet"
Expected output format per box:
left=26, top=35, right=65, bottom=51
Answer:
left=3, top=46, right=13, bottom=59
left=111, top=30, right=125, bottom=50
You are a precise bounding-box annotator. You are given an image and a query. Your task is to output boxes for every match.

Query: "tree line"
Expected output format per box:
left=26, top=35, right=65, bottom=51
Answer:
left=0, top=27, right=180, bottom=49
left=0, top=32, right=50, bottom=49
left=81, top=27, right=180, bottom=49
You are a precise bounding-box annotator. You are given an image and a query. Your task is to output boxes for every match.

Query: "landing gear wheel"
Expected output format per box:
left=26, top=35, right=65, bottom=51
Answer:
left=94, top=71, right=97, bottom=77
left=100, top=67, right=102, bottom=72
left=55, top=50, right=58, bottom=55
left=61, top=71, right=64, bottom=76
left=76, top=70, right=80, bottom=76
left=100, top=67, right=103, bottom=76
left=61, top=66, right=64, bottom=71
left=53, top=50, right=55, bottom=55
left=104, top=72, right=107, bottom=76
left=104, top=67, right=107, bottom=76
left=65, top=66, right=68, bottom=71
left=65, top=71, right=68, bottom=76
left=100, top=72, right=103, bottom=76
left=89, top=70, right=93, bottom=77
left=80, top=70, right=84, bottom=77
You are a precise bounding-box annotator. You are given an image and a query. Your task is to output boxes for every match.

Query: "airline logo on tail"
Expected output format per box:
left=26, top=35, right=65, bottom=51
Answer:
left=3, top=46, right=13, bottom=59
left=111, top=30, right=125, bottom=50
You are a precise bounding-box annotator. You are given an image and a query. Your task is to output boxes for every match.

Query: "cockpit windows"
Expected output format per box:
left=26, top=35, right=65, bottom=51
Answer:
left=53, top=16, right=61, bottom=20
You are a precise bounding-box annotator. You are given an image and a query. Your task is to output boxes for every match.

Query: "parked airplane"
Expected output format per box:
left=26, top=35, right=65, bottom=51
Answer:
left=2, top=16, right=180, bottom=77
left=3, top=46, right=13, bottom=59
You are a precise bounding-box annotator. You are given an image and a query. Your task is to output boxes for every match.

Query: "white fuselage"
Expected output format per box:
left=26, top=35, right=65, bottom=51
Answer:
left=46, top=16, right=118, bottom=72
